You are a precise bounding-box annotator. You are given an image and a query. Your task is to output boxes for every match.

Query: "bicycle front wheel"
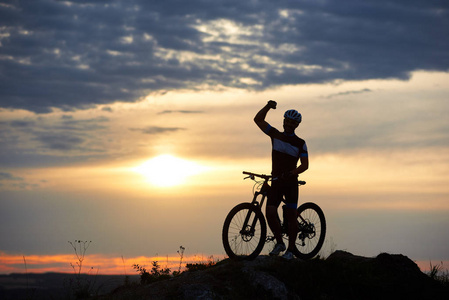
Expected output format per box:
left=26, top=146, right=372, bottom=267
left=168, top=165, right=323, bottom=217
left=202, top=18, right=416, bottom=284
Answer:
left=222, top=202, right=267, bottom=260
left=293, top=202, right=326, bottom=260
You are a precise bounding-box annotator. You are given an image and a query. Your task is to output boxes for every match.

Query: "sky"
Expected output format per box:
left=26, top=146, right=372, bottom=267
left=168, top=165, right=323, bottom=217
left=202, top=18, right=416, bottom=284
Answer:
left=1, top=0, right=449, bottom=275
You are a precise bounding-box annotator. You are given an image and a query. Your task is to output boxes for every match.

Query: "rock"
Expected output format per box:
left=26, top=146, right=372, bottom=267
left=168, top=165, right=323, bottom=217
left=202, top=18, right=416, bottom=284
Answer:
left=101, top=252, right=448, bottom=300
left=242, top=265, right=289, bottom=300
left=182, top=283, right=217, bottom=300
left=326, top=250, right=445, bottom=299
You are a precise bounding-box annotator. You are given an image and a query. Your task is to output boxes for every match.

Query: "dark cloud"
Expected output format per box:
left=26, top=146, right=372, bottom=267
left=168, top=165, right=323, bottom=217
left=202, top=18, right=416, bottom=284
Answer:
left=0, top=115, right=110, bottom=167
left=0, top=0, right=448, bottom=113
left=8, top=119, right=36, bottom=127
left=57, top=116, right=109, bottom=131
left=0, top=172, right=23, bottom=181
left=33, top=131, right=85, bottom=150
left=129, top=126, right=185, bottom=134
left=101, top=107, right=113, bottom=112
left=0, top=172, right=39, bottom=189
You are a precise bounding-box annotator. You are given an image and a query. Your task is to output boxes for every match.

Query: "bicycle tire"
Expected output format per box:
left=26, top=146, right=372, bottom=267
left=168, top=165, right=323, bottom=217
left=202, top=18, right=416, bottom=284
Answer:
left=293, top=202, right=326, bottom=260
left=222, top=202, right=267, bottom=260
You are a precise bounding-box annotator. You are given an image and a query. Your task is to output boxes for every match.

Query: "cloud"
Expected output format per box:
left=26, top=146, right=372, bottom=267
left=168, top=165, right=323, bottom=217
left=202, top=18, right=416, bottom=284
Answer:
left=101, top=107, right=113, bottom=112
left=0, top=172, right=41, bottom=190
left=129, top=126, right=185, bottom=134
left=8, top=119, right=37, bottom=128
left=0, top=0, right=448, bottom=113
left=56, top=116, right=109, bottom=131
left=0, top=115, right=111, bottom=167
left=0, top=172, right=23, bottom=181
left=157, top=110, right=204, bottom=115
left=324, top=88, right=372, bottom=99
left=33, top=132, right=85, bottom=151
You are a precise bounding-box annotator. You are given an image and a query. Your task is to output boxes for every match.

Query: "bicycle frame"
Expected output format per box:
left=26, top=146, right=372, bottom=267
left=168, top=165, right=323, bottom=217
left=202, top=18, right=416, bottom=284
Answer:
left=250, top=180, right=270, bottom=208
left=244, top=172, right=309, bottom=241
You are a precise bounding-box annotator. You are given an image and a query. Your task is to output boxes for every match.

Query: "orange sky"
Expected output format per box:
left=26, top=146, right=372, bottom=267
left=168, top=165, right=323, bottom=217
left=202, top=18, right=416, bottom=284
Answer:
left=0, top=251, right=223, bottom=275
left=1, top=251, right=446, bottom=275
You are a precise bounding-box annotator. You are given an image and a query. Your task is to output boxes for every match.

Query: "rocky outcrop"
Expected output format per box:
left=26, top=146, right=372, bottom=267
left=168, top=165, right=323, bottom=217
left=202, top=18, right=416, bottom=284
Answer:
left=105, top=251, right=448, bottom=300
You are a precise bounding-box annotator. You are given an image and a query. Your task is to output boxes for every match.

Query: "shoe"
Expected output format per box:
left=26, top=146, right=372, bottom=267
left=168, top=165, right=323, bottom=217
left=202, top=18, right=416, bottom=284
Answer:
left=269, top=243, right=286, bottom=256
left=282, top=251, right=294, bottom=260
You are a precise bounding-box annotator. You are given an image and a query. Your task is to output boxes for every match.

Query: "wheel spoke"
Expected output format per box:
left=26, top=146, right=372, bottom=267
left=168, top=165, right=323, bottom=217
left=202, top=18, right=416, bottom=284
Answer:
left=294, top=203, right=326, bottom=259
left=222, top=203, right=267, bottom=259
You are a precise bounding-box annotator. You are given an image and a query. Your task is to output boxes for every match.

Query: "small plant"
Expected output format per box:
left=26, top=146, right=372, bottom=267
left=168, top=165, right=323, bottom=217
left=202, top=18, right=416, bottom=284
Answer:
left=23, top=255, right=36, bottom=300
left=429, top=261, right=443, bottom=279
left=121, top=255, right=131, bottom=286
left=66, top=240, right=97, bottom=299
left=172, top=245, right=186, bottom=276
left=185, top=255, right=217, bottom=272
left=133, top=261, right=171, bottom=285
left=68, top=240, right=92, bottom=276
left=428, top=261, right=449, bottom=285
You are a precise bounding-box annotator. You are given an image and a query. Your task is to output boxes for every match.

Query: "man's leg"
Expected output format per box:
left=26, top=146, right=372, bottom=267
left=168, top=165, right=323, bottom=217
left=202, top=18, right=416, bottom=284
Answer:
left=285, top=206, right=298, bottom=252
left=266, top=205, right=283, bottom=244
left=266, top=204, right=286, bottom=256
left=266, top=181, right=286, bottom=255
left=283, top=181, right=299, bottom=254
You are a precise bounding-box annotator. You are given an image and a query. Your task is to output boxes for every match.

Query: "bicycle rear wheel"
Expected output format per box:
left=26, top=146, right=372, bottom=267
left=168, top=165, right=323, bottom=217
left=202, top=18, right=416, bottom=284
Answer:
left=222, top=202, right=267, bottom=260
left=293, top=202, right=326, bottom=260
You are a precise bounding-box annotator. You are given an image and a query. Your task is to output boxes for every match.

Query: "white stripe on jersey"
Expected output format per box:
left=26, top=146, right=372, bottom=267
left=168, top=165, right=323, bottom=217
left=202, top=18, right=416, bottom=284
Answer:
left=273, top=138, right=300, bottom=157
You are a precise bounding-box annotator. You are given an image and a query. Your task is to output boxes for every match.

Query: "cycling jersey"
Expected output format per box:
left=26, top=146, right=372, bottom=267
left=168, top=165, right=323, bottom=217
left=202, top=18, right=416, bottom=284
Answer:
left=264, top=124, right=308, bottom=177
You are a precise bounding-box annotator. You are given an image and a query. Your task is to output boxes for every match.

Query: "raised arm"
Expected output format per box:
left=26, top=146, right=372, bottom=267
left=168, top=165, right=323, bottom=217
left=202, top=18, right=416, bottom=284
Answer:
left=254, top=100, right=277, bottom=132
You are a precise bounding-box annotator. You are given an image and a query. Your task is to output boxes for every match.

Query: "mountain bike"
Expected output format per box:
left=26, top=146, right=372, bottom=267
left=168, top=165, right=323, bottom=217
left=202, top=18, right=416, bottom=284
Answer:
left=222, top=171, right=326, bottom=260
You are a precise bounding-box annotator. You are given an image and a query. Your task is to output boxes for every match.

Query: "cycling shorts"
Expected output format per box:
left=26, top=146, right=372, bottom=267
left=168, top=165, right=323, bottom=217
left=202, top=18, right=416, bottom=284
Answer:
left=267, top=178, right=298, bottom=209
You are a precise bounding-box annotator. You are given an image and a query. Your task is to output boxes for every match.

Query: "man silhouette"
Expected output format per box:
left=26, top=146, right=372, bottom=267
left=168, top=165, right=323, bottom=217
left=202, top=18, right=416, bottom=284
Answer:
left=254, top=100, right=309, bottom=259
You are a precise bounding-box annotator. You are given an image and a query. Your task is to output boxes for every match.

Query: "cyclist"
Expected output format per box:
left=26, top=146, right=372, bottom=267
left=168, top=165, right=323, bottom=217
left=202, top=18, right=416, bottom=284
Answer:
left=254, top=100, right=309, bottom=259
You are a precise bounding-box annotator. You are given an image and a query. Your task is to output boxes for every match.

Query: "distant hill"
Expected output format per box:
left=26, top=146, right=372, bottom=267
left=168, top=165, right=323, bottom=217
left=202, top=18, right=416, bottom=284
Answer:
left=1, top=251, right=448, bottom=300
left=0, top=272, right=139, bottom=300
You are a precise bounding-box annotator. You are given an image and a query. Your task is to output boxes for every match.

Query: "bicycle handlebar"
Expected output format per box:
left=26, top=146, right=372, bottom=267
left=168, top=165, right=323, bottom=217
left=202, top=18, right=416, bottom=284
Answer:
left=242, top=171, right=306, bottom=185
left=242, top=171, right=271, bottom=179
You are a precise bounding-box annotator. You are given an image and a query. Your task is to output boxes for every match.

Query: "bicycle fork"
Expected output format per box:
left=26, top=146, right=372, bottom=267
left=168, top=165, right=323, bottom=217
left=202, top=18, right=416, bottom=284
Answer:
left=240, top=192, right=265, bottom=240
left=240, top=211, right=257, bottom=241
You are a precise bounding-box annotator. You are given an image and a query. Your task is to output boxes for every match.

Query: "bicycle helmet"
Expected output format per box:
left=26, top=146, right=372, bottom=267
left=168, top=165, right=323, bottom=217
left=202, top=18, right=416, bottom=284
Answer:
left=284, top=109, right=302, bottom=123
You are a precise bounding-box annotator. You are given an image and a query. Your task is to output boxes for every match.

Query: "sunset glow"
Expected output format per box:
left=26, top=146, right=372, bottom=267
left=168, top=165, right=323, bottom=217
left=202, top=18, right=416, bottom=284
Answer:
left=0, top=252, right=223, bottom=275
left=0, top=251, right=445, bottom=275
left=133, top=155, right=210, bottom=187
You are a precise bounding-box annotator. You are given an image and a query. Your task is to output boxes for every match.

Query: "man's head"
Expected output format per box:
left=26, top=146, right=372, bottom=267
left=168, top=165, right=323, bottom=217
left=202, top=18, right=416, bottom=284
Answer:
left=283, top=109, right=301, bottom=133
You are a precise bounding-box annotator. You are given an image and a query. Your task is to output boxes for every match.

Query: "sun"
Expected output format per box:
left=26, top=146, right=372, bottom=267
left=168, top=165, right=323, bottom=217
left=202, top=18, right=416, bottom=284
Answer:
left=133, top=154, right=208, bottom=187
